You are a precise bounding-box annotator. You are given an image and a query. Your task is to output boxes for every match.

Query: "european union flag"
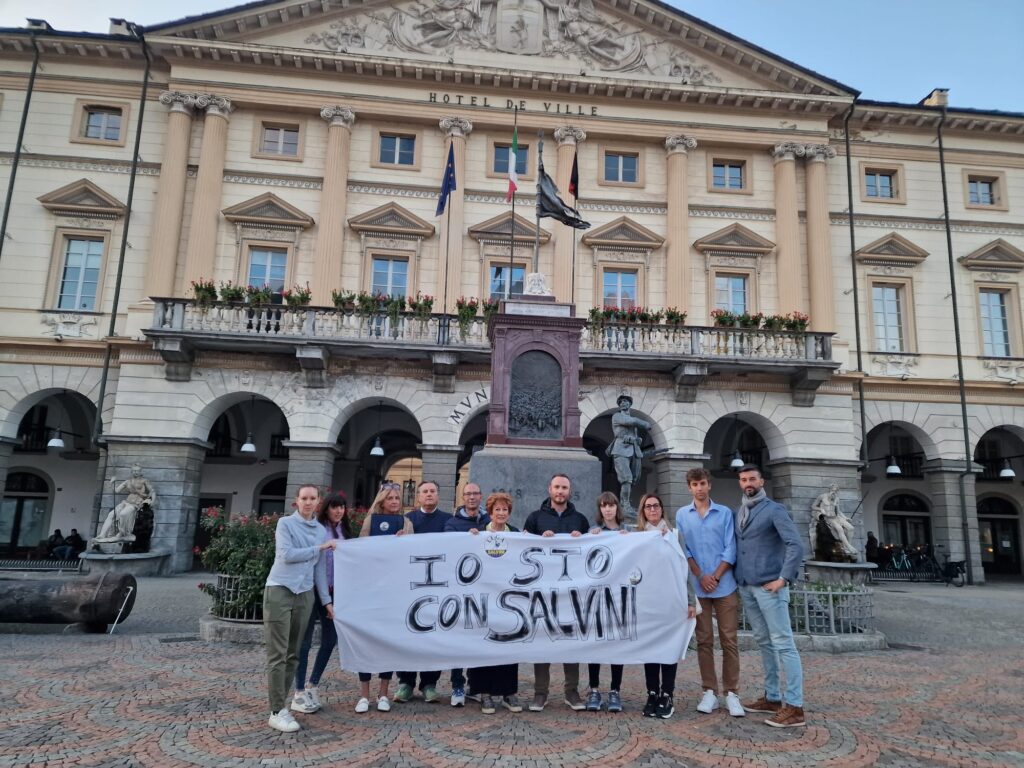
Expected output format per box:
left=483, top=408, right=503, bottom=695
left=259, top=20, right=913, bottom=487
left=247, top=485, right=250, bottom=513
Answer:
left=436, top=143, right=457, bottom=216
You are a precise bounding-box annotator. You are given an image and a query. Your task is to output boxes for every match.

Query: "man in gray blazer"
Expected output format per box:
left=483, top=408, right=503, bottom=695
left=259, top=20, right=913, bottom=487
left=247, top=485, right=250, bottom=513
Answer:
left=734, top=465, right=806, bottom=728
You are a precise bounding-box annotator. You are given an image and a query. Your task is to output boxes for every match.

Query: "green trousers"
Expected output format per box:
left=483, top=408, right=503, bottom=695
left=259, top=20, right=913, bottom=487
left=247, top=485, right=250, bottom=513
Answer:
left=263, top=585, right=314, bottom=713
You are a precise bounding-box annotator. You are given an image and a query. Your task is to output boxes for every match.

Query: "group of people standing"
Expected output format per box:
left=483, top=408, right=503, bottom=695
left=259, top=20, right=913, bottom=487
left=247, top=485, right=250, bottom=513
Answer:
left=260, top=466, right=807, bottom=734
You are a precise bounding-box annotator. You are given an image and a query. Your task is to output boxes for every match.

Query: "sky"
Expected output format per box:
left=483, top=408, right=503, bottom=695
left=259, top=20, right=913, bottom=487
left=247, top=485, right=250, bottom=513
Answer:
left=0, top=0, right=1021, bottom=112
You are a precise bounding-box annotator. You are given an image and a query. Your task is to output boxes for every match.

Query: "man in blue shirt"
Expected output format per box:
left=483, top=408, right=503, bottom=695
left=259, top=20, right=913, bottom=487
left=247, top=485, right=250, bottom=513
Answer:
left=675, top=467, right=744, bottom=717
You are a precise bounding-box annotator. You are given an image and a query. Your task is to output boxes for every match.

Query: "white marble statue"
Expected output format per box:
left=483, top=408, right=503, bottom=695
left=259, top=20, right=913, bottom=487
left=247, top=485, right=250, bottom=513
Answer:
left=94, top=464, right=156, bottom=544
left=809, top=483, right=858, bottom=559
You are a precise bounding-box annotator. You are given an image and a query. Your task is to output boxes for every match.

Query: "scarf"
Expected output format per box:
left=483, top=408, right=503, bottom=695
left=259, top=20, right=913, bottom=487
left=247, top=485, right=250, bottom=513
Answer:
left=738, top=488, right=767, bottom=530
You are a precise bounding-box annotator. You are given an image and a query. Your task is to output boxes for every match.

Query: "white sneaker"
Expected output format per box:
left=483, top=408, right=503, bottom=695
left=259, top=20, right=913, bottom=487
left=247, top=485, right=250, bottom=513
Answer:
left=268, top=708, right=301, bottom=733
left=377, top=695, right=391, bottom=712
left=306, top=686, right=322, bottom=710
left=354, top=697, right=370, bottom=714
left=696, top=689, right=720, bottom=714
left=725, top=691, right=746, bottom=717
left=290, top=691, right=317, bottom=714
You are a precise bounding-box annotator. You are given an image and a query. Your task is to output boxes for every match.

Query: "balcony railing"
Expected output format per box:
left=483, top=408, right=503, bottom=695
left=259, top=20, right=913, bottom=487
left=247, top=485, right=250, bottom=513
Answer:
left=581, top=322, right=833, bottom=363
left=150, top=299, right=489, bottom=348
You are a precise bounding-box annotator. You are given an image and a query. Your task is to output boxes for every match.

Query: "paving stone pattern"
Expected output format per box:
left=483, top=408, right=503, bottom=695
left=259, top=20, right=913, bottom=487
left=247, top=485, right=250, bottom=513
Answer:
left=0, top=577, right=1022, bottom=767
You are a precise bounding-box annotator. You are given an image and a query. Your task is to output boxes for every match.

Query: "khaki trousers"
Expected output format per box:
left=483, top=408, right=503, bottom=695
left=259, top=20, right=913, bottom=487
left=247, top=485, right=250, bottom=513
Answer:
left=533, top=663, right=580, bottom=697
left=264, top=585, right=314, bottom=713
left=695, top=591, right=740, bottom=694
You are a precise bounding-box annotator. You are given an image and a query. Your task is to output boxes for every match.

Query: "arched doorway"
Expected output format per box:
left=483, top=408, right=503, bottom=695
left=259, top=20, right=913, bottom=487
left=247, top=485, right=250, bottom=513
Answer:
left=701, top=414, right=773, bottom=511
left=336, top=402, right=424, bottom=508
left=977, top=497, right=1021, bottom=576
left=1, top=470, right=51, bottom=555
left=255, top=475, right=288, bottom=516
left=880, top=492, right=931, bottom=549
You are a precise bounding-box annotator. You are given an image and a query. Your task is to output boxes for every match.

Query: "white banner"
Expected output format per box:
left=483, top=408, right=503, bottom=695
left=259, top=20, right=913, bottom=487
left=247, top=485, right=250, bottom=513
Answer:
left=334, top=530, right=695, bottom=672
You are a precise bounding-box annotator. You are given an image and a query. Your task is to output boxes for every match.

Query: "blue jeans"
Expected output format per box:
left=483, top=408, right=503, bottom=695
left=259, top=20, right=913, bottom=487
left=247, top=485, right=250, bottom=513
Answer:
left=738, top=585, right=803, bottom=707
left=294, top=596, right=337, bottom=689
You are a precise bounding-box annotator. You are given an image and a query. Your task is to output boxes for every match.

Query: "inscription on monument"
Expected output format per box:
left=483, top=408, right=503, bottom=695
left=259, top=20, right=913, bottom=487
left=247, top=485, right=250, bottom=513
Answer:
left=508, top=350, right=561, bottom=440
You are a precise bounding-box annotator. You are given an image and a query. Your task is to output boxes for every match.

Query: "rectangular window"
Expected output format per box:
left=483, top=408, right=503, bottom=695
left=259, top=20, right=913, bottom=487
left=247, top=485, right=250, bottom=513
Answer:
left=489, top=264, right=525, bottom=299
left=260, top=124, right=299, bottom=157
left=493, top=144, right=528, bottom=176
left=83, top=107, right=122, bottom=142
left=872, top=283, right=905, bottom=352
left=865, top=171, right=895, bottom=199
left=604, top=152, right=638, bottom=183
left=714, top=274, right=748, bottom=314
left=372, top=257, right=408, bottom=297
left=379, top=134, right=416, bottom=166
left=980, top=288, right=1011, bottom=357
left=969, top=177, right=995, bottom=206
left=603, top=270, right=637, bottom=309
left=247, top=247, right=287, bottom=291
left=712, top=161, right=744, bottom=190
left=57, top=238, right=104, bottom=310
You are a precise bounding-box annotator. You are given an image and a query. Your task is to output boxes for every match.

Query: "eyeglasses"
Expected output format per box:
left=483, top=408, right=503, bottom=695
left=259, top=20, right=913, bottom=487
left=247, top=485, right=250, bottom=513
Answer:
left=464, top=490, right=482, bottom=496
left=380, top=482, right=401, bottom=491
left=643, top=502, right=662, bottom=509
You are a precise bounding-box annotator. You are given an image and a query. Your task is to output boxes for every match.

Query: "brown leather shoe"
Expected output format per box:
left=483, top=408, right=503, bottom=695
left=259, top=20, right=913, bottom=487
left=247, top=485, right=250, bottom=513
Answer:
left=742, top=696, right=781, bottom=714
left=765, top=704, right=806, bottom=728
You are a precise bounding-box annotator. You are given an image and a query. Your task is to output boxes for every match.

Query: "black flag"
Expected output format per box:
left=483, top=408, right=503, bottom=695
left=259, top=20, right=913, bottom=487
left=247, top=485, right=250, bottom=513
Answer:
left=536, top=161, right=590, bottom=230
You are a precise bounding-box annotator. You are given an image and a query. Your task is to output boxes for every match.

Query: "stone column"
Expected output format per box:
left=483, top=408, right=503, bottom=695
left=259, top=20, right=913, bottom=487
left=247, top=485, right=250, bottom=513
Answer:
left=926, top=461, right=984, bottom=584
left=100, top=437, right=209, bottom=572
left=418, top=444, right=463, bottom=513
left=438, top=117, right=472, bottom=312
left=285, top=442, right=340, bottom=500
left=804, top=144, right=837, bottom=332
left=146, top=92, right=196, bottom=299
left=182, top=94, right=233, bottom=290
left=665, top=135, right=698, bottom=311
left=770, top=142, right=806, bottom=316
left=767, top=459, right=862, bottom=557
left=312, top=106, right=356, bottom=306
left=653, top=452, right=708, bottom=526
left=552, top=126, right=586, bottom=302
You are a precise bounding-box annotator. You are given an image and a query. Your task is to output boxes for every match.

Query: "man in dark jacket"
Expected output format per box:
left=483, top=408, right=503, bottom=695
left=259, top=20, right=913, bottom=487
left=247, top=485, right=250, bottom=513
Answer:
left=395, top=480, right=453, bottom=704
left=523, top=473, right=589, bottom=712
left=733, top=465, right=806, bottom=729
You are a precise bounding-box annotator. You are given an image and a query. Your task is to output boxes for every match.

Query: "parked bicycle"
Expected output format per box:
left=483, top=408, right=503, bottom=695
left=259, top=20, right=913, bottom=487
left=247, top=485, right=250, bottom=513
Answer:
left=888, top=546, right=917, bottom=581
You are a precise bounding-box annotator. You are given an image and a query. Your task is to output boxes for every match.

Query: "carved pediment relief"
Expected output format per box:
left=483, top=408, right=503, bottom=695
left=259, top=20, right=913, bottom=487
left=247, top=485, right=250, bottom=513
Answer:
left=38, top=179, right=125, bottom=218
left=469, top=211, right=550, bottom=243
left=693, top=223, right=774, bottom=255
left=582, top=216, right=663, bottom=250
left=855, top=232, right=928, bottom=267
left=222, top=192, right=314, bottom=228
left=348, top=202, right=435, bottom=238
left=152, top=1, right=848, bottom=94
left=958, top=239, right=1024, bottom=272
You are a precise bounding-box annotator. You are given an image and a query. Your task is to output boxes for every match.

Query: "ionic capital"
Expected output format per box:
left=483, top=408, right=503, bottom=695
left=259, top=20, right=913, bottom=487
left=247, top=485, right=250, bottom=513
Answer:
left=554, top=125, right=586, bottom=146
left=439, top=116, right=473, bottom=138
left=804, top=143, right=837, bottom=162
left=320, top=106, right=356, bottom=128
left=158, top=90, right=197, bottom=116
left=770, top=142, right=806, bottom=161
left=193, top=93, right=234, bottom=119
left=665, top=135, right=698, bottom=155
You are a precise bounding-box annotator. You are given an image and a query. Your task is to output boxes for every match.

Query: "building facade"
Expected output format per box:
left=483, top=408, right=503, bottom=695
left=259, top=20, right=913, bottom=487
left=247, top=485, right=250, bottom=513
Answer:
left=0, top=1, right=1021, bottom=579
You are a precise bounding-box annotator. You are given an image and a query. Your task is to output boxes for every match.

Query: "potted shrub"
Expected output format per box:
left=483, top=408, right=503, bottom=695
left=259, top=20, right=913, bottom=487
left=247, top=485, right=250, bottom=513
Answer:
left=196, top=506, right=279, bottom=622
left=710, top=308, right=737, bottom=327
left=664, top=307, right=687, bottom=326
left=738, top=311, right=764, bottom=329
left=481, top=297, right=500, bottom=321
left=191, top=278, right=217, bottom=305
left=407, top=292, right=434, bottom=320
left=762, top=313, right=787, bottom=331
left=385, top=294, right=405, bottom=325
left=784, top=311, right=810, bottom=332
left=455, top=296, right=479, bottom=338
left=281, top=282, right=312, bottom=307
left=355, top=290, right=385, bottom=315
left=218, top=280, right=245, bottom=303
left=245, top=284, right=273, bottom=305
left=331, top=289, right=356, bottom=311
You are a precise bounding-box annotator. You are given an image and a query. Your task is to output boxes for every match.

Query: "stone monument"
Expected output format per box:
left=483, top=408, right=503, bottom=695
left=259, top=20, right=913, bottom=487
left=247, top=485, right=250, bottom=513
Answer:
left=808, top=483, right=858, bottom=562
left=470, top=287, right=601, bottom=528
left=92, top=464, right=156, bottom=551
left=605, top=394, right=649, bottom=519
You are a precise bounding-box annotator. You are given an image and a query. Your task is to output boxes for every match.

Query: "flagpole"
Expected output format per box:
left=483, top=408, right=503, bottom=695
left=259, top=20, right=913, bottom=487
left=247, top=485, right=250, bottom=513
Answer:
left=508, top=107, right=517, bottom=300
left=441, top=201, right=452, bottom=315
left=534, top=130, right=543, bottom=275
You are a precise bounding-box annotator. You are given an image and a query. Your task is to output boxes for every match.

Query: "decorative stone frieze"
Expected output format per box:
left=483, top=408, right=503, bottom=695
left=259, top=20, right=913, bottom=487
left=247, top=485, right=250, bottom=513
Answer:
left=803, top=143, right=837, bottom=161
left=320, top=105, right=356, bottom=127
left=770, top=142, right=806, bottom=160
left=664, top=135, right=697, bottom=154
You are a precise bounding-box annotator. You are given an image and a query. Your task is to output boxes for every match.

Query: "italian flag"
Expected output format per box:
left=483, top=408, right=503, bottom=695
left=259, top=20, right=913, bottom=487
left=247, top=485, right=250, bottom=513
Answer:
left=506, top=126, right=518, bottom=202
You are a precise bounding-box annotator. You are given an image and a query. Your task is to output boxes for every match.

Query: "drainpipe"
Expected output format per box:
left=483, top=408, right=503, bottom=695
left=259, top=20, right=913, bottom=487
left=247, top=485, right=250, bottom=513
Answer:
left=90, top=23, right=152, bottom=531
left=842, top=99, right=867, bottom=469
left=934, top=94, right=976, bottom=585
left=0, top=32, right=40, bottom=265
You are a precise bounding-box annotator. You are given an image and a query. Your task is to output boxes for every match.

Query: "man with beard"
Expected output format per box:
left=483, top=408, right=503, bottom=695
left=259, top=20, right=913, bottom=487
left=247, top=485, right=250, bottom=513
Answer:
left=734, top=465, right=806, bottom=728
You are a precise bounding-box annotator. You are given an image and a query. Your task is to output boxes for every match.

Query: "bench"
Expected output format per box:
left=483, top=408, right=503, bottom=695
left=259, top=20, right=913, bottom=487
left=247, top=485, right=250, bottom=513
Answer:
left=0, top=558, right=83, bottom=574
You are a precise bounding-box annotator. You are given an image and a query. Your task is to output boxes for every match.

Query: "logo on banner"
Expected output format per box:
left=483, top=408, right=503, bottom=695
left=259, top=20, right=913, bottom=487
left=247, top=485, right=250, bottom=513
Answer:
left=484, top=534, right=507, bottom=558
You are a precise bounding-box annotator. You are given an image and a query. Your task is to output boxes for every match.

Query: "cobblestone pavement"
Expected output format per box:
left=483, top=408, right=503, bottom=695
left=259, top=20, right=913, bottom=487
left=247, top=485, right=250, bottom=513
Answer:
left=1, top=575, right=1022, bottom=767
